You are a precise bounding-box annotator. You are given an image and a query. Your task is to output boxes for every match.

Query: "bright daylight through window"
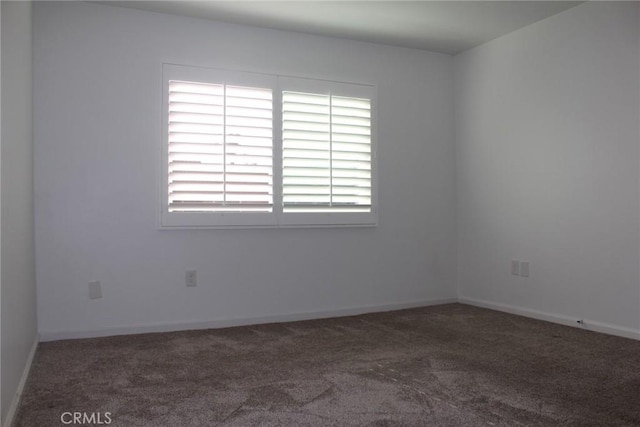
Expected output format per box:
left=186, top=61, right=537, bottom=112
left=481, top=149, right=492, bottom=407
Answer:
left=161, top=64, right=376, bottom=228
left=282, top=91, right=372, bottom=213
left=168, top=81, right=274, bottom=213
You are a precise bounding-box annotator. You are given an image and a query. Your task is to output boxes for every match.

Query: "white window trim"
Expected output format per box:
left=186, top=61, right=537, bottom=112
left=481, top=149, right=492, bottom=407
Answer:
left=160, top=63, right=378, bottom=229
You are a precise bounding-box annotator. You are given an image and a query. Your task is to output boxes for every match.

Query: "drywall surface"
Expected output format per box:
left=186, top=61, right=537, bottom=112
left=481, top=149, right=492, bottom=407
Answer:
left=1, top=1, right=37, bottom=424
left=455, top=2, right=640, bottom=333
left=34, top=2, right=456, bottom=338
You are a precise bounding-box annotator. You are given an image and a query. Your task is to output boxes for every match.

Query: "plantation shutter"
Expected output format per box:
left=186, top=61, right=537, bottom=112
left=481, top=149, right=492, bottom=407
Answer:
left=282, top=91, right=372, bottom=212
left=168, top=81, right=273, bottom=212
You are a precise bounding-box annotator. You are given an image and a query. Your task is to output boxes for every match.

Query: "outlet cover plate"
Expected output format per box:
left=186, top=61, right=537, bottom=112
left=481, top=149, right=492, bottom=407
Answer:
left=89, top=281, right=102, bottom=299
left=520, top=261, right=530, bottom=277
left=186, top=270, right=197, bottom=287
left=511, top=260, right=520, bottom=276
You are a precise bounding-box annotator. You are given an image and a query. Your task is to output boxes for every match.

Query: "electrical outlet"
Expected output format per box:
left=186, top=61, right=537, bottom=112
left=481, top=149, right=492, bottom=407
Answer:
left=88, top=281, right=102, bottom=299
left=186, top=270, right=197, bottom=287
left=511, top=260, right=520, bottom=276
left=520, top=261, right=530, bottom=277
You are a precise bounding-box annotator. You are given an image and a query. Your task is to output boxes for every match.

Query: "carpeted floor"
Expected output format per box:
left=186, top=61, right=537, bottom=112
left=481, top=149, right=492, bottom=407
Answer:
left=15, top=304, right=640, bottom=426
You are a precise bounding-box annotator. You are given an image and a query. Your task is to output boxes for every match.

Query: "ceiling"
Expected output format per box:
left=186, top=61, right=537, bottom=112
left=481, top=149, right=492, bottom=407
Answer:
left=101, top=1, right=584, bottom=54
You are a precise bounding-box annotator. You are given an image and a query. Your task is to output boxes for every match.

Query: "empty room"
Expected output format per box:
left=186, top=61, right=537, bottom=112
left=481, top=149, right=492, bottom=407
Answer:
left=2, top=0, right=639, bottom=425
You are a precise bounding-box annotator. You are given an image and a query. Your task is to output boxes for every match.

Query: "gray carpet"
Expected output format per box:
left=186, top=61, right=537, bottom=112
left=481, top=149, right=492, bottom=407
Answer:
left=15, top=304, right=640, bottom=426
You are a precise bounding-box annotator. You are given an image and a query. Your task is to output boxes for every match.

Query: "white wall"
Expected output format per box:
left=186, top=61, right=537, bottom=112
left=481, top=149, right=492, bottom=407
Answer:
left=34, top=2, right=456, bottom=339
left=455, top=1, right=640, bottom=336
left=1, top=1, right=37, bottom=424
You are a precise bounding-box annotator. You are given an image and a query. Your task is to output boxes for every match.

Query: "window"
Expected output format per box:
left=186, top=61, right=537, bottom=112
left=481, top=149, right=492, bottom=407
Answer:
left=282, top=92, right=372, bottom=213
left=161, top=64, right=376, bottom=228
left=168, top=81, right=273, bottom=213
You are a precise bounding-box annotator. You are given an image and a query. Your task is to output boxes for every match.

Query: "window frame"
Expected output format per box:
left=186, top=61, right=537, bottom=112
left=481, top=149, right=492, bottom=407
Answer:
left=160, top=64, right=378, bottom=229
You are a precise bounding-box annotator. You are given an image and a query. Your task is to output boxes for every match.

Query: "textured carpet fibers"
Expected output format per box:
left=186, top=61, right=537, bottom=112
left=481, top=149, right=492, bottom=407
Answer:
left=15, top=304, right=640, bottom=426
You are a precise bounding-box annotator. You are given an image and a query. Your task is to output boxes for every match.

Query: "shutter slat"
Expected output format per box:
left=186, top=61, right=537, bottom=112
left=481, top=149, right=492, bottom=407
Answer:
left=332, top=96, right=371, bottom=109
left=282, top=168, right=331, bottom=177
left=331, top=187, right=371, bottom=196
left=170, top=81, right=224, bottom=94
left=168, top=133, right=224, bottom=144
left=226, top=146, right=272, bottom=157
left=283, top=195, right=331, bottom=204
left=282, top=140, right=333, bottom=151
left=170, top=174, right=265, bottom=184
left=283, top=92, right=330, bottom=105
left=331, top=159, right=371, bottom=170
left=283, top=185, right=331, bottom=194
left=169, top=173, right=224, bottom=183
left=169, top=143, right=224, bottom=155
left=283, top=177, right=329, bottom=185
left=331, top=134, right=371, bottom=144
left=169, top=162, right=224, bottom=173
left=170, top=191, right=225, bottom=200
left=283, top=149, right=330, bottom=159
left=333, top=125, right=371, bottom=136
left=226, top=166, right=272, bottom=176
left=331, top=112, right=371, bottom=122
left=283, top=120, right=330, bottom=132
left=226, top=106, right=272, bottom=118
left=332, top=109, right=370, bottom=119
left=332, top=196, right=371, bottom=205
left=169, top=153, right=224, bottom=164
left=169, top=202, right=271, bottom=213
left=226, top=116, right=272, bottom=128
left=332, top=142, right=371, bottom=153
left=169, top=111, right=223, bottom=123
left=332, top=178, right=371, bottom=187
left=226, top=97, right=271, bottom=110
left=282, top=205, right=370, bottom=213
left=169, top=123, right=224, bottom=134
left=332, top=169, right=371, bottom=179
left=227, top=86, right=272, bottom=100
left=331, top=151, right=371, bottom=161
left=170, top=103, right=223, bottom=115
left=283, top=158, right=330, bottom=168
left=284, top=130, right=331, bottom=140
left=169, top=93, right=224, bottom=105
left=283, top=112, right=330, bottom=123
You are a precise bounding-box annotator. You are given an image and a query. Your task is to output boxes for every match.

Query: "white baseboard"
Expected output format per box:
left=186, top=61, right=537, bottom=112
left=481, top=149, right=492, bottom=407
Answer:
left=459, top=297, right=640, bottom=341
left=39, top=297, right=459, bottom=342
left=3, top=336, right=38, bottom=427
left=38, top=297, right=640, bottom=343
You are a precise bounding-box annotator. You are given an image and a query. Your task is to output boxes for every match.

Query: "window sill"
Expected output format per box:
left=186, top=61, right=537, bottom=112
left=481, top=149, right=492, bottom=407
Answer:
left=159, top=211, right=377, bottom=229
